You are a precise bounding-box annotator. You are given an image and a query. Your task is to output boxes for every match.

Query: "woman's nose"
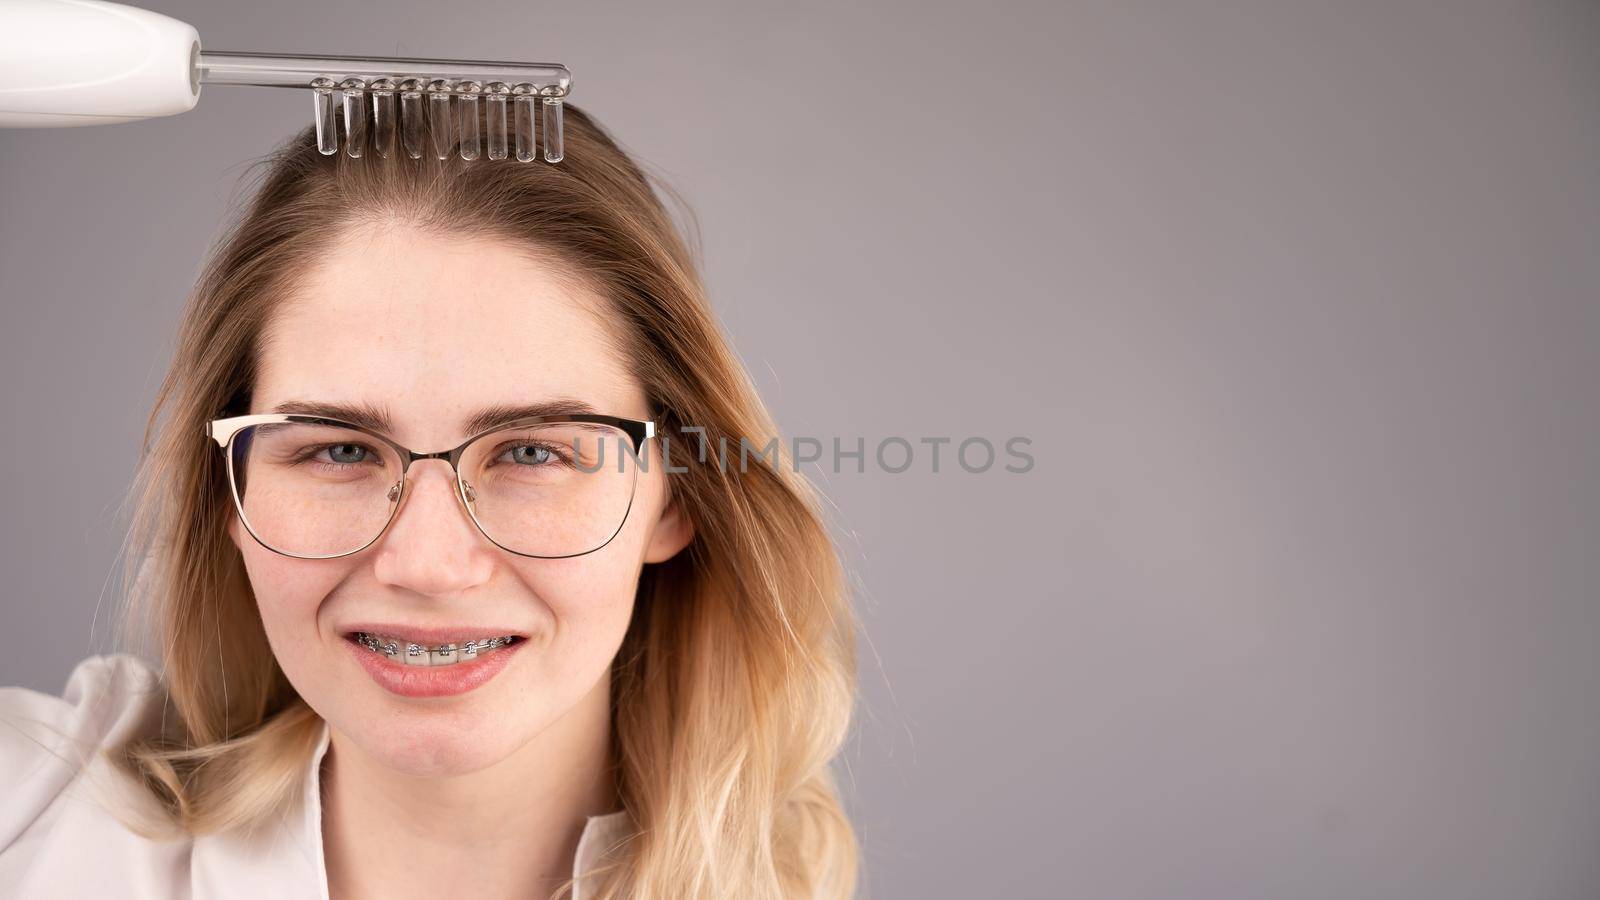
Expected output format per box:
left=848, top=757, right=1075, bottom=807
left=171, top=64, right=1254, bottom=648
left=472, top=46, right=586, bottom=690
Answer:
left=369, top=459, right=495, bottom=595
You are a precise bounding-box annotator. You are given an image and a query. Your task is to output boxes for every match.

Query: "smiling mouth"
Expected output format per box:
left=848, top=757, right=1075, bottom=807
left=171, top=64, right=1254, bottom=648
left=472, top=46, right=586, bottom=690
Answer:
left=347, top=631, right=522, bottom=667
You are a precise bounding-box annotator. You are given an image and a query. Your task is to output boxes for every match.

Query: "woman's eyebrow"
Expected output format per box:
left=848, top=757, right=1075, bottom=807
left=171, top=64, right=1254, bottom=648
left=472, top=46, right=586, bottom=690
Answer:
left=269, top=398, right=602, bottom=436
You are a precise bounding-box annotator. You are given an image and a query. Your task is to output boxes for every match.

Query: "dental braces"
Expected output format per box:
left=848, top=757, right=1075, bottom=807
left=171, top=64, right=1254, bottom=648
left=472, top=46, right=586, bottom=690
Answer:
left=197, top=51, right=572, bottom=162
left=354, top=632, right=518, bottom=661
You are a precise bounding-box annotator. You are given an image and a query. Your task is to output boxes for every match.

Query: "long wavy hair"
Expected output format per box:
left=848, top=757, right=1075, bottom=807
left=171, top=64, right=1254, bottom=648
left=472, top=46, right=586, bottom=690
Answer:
left=107, top=102, right=860, bottom=900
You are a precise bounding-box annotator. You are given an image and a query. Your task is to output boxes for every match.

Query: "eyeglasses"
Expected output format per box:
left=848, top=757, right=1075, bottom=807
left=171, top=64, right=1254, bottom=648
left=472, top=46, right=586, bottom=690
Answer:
left=205, top=412, right=655, bottom=560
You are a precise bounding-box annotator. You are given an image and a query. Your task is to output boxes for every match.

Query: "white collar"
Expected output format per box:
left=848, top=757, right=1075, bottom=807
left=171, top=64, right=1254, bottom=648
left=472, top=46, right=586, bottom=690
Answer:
left=190, top=719, right=632, bottom=899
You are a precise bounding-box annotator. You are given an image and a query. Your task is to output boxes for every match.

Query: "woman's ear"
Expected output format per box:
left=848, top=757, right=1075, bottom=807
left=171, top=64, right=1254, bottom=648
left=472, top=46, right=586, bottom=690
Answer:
left=227, top=513, right=248, bottom=556
left=642, top=494, right=695, bottom=564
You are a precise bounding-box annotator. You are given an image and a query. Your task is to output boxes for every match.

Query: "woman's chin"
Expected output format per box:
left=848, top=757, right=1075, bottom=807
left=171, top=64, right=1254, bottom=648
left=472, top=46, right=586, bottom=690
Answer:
left=320, top=698, right=537, bottom=775
left=346, top=717, right=528, bottom=777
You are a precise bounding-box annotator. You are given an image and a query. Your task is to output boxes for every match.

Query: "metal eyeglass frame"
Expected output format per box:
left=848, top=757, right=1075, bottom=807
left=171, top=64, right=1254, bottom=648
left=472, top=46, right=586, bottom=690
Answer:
left=205, top=412, right=656, bottom=560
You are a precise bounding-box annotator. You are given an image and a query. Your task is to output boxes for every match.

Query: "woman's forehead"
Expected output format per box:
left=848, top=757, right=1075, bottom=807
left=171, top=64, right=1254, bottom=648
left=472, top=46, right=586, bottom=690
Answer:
left=274, top=223, right=611, bottom=353
left=253, top=224, right=644, bottom=441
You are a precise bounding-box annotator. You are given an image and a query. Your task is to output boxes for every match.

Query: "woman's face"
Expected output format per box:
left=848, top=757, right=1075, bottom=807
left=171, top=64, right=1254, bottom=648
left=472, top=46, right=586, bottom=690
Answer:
left=231, top=221, right=692, bottom=776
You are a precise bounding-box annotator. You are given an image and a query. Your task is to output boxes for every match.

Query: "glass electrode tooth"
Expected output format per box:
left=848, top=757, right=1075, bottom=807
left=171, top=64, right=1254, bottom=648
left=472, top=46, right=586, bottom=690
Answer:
left=485, top=82, right=509, bottom=160
left=340, top=78, right=367, bottom=158
left=512, top=84, right=536, bottom=162
left=540, top=89, right=564, bottom=163
left=457, top=80, right=482, bottom=160
left=399, top=79, right=424, bottom=159
left=428, top=79, right=453, bottom=160
left=369, top=78, right=396, bottom=159
left=311, top=77, right=337, bottom=155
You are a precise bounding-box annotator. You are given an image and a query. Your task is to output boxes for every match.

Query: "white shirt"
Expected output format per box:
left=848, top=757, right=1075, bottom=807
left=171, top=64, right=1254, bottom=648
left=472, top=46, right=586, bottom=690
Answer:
left=0, top=654, right=631, bottom=899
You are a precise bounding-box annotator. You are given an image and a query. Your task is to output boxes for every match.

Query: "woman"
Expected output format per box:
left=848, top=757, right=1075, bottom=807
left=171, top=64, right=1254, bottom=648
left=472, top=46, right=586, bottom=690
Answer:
left=0, top=103, right=860, bottom=899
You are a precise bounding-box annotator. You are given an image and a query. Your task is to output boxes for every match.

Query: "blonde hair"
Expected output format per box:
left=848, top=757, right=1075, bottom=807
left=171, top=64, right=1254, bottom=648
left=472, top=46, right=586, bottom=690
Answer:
left=108, top=103, right=861, bottom=899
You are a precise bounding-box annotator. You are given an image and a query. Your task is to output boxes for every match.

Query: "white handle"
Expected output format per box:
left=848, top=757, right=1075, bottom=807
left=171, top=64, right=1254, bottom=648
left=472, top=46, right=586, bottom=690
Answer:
left=0, top=0, right=201, bottom=128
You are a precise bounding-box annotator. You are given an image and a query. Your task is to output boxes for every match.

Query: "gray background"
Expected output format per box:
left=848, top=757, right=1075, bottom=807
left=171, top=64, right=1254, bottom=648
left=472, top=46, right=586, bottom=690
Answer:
left=2, top=1, right=1597, bottom=898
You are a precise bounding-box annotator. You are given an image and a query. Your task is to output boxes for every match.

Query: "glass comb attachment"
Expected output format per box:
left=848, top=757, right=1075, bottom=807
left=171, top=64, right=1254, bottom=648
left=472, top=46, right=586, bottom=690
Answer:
left=0, top=0, right=571, bottom=163
left=198, top=51, right=572, bottom=163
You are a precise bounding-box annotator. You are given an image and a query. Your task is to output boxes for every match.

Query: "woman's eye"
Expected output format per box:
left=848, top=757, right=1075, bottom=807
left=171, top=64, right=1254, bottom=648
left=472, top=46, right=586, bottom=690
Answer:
left=324, top=443, right=369, bottom=465
left=508, top=444, right=553, bottom=465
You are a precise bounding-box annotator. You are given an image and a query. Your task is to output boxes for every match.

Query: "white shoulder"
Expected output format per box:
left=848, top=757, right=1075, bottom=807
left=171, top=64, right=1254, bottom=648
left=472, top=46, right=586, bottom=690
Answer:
left=0, top=653, right=166, bottom=853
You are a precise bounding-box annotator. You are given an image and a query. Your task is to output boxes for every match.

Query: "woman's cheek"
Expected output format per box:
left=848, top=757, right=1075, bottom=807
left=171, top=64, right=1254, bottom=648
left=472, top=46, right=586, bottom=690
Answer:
left=242, top=549, right=350, bottom=678
left=522, top=557, right=640, bottom=666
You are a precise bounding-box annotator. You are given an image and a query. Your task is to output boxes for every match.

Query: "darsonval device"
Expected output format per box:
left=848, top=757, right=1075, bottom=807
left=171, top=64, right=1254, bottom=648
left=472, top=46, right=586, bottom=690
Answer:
left=0, top=0, right=574, bottom=162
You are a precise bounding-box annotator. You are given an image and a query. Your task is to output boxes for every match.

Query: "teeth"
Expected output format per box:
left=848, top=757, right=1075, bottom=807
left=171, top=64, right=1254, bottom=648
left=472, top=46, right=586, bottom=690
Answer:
left=353, top=632, right=517, bottom=666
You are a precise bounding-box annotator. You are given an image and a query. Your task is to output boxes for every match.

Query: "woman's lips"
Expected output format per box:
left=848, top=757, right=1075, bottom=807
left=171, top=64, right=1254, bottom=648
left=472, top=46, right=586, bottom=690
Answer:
left=339, top=623, right=528, bottom=646
left=344, top=631, right=524, bottom=698
left=349, top=631, right=518, bottom=665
